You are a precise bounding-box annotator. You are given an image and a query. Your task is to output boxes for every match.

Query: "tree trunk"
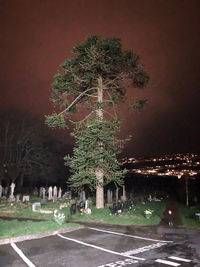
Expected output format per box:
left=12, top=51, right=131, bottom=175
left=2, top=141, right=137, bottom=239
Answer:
left=95, top=76, right=104, bottom=208
left=95, top=168, right=104, bottom=208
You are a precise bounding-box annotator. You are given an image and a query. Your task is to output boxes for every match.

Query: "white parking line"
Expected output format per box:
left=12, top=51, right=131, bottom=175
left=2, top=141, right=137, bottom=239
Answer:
left=168, top=256, right=191, bottom=262
left=155, top=259, right=180, bottom=266
left=57, top=233, right=145, bottom=261
left=122, top=242, right=167, bottom=256
left=10, top=242, right=35, bottom=267
left=88, top=227, right=172, bottom=243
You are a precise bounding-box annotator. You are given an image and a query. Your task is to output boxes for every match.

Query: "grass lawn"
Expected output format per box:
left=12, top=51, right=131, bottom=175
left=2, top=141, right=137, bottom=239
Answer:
left=0, top=219, right=80, bottom=239
left=179, top=204, right=200, bottom=229
left=0, top=197, right=166, bottom=225
left=65, top=201, right=166, bottom=226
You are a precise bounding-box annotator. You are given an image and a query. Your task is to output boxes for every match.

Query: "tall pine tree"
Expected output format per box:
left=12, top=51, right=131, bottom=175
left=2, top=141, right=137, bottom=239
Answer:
left=46, top=36, right=149, bottom=208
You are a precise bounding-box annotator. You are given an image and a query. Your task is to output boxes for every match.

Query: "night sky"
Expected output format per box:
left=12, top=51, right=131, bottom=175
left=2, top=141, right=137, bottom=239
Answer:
left=0, top=0, right=200, bottom=157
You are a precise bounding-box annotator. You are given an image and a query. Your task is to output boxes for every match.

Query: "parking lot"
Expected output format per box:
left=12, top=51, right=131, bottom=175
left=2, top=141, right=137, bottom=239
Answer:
left=0, top=225, right=199, bottom=266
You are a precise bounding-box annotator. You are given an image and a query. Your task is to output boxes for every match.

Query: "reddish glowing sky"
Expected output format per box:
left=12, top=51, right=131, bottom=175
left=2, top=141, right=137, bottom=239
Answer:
left=0, top=0, right=199, bottom=156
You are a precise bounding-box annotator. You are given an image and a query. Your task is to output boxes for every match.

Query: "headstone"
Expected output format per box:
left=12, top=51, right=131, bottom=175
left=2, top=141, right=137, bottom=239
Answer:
left=22, top=195, right=30, bottom=202
left=48, top=186, right=53, bottom=200
left=16, top=194, right=21, bottom=202
left=39, top=187, right=43, bottom=197
left=121, top=185, right=126, bottom=201
left=107, top=189, right=110, bottom=203
left=107, top=189, right=113, bottom=203
left=8, top=183, right=15, bottom=202
left=115, top=188, right=119, bottom=202
left=42, top=187, right=46, bottom=200
left=58, top=187, right=62, bottom=199
left=0, top=184, right=2, bottom=198
left=148, top=194, right=152, bottom=202
left=85, top=199, right=89, bottom=210
left=53, top=186, right=57, bottom=198
left=32, top=202, right=41, bottom=212
left=85, top=199, right=91, bottom=214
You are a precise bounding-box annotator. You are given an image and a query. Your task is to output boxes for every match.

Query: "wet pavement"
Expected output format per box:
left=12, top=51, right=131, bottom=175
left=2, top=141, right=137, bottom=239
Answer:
left=0, top=224, right=200, bottom=267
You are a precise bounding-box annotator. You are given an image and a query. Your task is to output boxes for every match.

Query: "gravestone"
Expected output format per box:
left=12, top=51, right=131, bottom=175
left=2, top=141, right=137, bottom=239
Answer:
left=85, top=199, right=91, bottom=214
left=48, top=186, right=53, bottom=200
left=121, top=185, right=126, bottom=201
left=39, top=187, right=43, bottom=197
left=107, top=189, right=113, bottom=203
left=32, top=202, right=41, bottom=212
left=8, top=183, right=15, bottom=202
left=85, top=199, right=89, bottom=210
left=22, top=195, right=30, bottom=202
left=58, top=187, right=62, bottom=199
left=53, top=186, right=57, bottom=202
left=115, top=188, right=119, bottom=202
left=0, top=184, right=2, bottom=198
left=42, top=187, right=46, bottom=200
left=53, top=186, right=57, bottom=198
left=16, top=194, right=21, bottom=202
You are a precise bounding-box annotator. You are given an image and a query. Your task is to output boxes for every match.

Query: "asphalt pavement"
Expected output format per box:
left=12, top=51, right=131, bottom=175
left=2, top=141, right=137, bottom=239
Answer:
left=0, top=223, right=200, bottom=267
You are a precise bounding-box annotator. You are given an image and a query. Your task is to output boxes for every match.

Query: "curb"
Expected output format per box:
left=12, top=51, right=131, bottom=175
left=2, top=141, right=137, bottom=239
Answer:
left=0, top=226, right=84, bottom=245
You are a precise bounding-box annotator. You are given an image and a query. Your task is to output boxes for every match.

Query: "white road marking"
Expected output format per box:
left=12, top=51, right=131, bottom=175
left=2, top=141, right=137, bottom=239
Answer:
left=155, top=259, right=181, bottom=266
left=97, top=258, right=138, bottom=266
left=168, top=256, right=191, bottom=262
left=122, top=242, right=167, bottom=256
left=57, top=233, right=145, bottom=261
left=10, top=242, right=36, bottom=267
left=88, top=227, right=172, bottom=243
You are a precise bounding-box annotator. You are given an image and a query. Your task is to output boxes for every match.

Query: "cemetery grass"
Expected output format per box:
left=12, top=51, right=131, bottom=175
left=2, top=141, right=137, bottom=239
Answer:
left=0, top=197, right=166, bottom=228
left=68, top=201, right=166, bottom=226
left=0, top=219, right=80, bottom=239
left=179, top=204, right=200, bottom=229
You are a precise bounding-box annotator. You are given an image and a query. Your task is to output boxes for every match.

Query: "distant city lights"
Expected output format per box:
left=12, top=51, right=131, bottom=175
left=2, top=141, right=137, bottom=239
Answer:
left=122, top=153, right=200, bottom=179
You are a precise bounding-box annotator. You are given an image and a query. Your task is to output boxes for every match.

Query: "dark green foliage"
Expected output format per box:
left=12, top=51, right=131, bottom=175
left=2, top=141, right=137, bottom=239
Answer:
left=45, top=113, right=67, bottom=129
left=65, top=118, right=130, bottom=191
left=46, top=35, right=149, bottom=124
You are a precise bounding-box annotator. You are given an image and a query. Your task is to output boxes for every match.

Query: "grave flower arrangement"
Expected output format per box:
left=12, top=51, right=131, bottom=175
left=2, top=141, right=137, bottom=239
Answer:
left=144, top=209, right=154, bottom=219
left=144, top=209, right=154, bottom=215
left=54, top=209, right=65, bottom=225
